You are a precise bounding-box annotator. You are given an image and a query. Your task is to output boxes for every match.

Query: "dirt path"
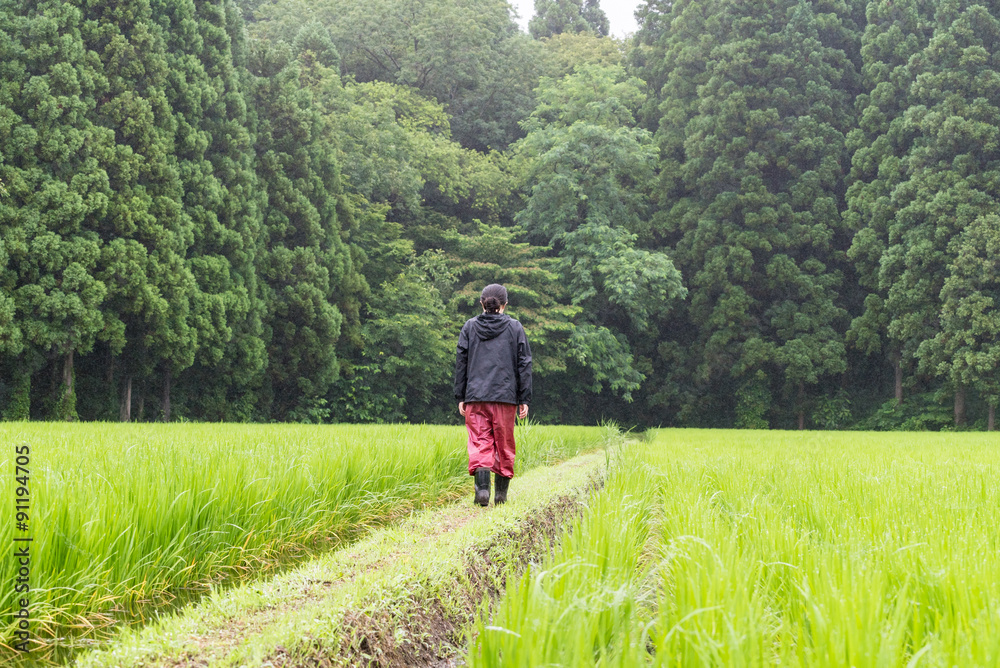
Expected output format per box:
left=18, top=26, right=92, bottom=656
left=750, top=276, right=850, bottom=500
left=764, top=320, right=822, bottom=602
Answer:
left=75, top=451, right=606, bottom=668
left=171, top=505, right=488, bottom=667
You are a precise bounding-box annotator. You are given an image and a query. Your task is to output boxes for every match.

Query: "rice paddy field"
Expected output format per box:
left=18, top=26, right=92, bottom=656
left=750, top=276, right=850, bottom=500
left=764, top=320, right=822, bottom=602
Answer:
left=4, top=425, right=999, bottom=666
left=470, top=429, right=1000, bottom=667
left=0, top=421, right=608, bottom=658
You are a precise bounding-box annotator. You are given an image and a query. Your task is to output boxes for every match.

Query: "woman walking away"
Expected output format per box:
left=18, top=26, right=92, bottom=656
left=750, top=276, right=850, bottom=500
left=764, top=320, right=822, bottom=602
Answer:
left=454, top=284, right=532, bottom=506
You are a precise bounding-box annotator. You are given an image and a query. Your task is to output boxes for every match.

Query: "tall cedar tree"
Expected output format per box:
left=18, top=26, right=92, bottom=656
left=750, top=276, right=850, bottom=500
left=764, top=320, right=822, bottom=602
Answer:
left=0, top=0, right=113, bottom=419
left=655, top=0, right=862, bottom=428
left=880, top=5, right=1000, bottom=425
left=632, top=0, right=730, bottom=423
left=246, top=39, right=359, bottom=421
left=632, top=0, right=721, bottom=140
left=82, top=0, right=199, bottom=422
left=924, top=214, right=1000, bottom=430
left=844, top=0, right=937, bottom=404
left=154, top=0, right=266, bottom=420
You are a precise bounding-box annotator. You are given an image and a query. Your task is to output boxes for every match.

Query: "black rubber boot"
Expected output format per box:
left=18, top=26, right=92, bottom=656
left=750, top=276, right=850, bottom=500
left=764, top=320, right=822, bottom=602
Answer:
left=494, top=473, right=511, bottom=505
left=474, top=467, right=491, bottom=506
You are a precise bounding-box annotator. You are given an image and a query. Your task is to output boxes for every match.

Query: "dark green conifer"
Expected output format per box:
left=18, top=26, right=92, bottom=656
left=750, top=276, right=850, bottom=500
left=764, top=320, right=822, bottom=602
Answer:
left=0, top=0, right=113, bottom=419
left=845, top=0, right=936, bottom=403
left=879, top=6, right=1000, bottom=425
left=920, top=214, right=1000, bottom=429
left=153, top=0, right=267, bottom=419
left=246, top=40, right=360, bottom=420
left=654, top=0, right=862, bottom=427
left=77, top=0, right=200, bottom=421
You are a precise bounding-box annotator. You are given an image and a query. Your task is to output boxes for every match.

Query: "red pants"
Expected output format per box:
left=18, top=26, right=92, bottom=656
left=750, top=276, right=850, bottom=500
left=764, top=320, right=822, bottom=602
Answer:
left=464, top=402, right=516, bottom=478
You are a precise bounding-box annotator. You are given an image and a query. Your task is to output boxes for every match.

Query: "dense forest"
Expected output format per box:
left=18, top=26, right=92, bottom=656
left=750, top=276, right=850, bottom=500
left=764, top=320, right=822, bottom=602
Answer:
left=0, top=0, right=997, bottom=430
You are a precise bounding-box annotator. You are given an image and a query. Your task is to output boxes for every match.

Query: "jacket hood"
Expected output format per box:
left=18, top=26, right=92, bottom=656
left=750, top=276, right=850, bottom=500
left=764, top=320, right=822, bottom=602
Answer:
left=472, top=313, right=510, bottom=341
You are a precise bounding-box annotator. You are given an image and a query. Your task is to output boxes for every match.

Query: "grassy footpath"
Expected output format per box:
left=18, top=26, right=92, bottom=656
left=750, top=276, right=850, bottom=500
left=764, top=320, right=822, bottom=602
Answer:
left=0, top=421, right=608, bottom=658
left=72, top=449, right=608, bottom=667
left=468, top=430, right=1000, bottom=667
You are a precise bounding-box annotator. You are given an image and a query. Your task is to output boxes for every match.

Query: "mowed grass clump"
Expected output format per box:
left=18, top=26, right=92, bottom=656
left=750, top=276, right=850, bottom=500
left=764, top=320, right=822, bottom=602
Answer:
left=468, top=430, right=1000, bottom=667
left=0, top=421, right=605, bottom=653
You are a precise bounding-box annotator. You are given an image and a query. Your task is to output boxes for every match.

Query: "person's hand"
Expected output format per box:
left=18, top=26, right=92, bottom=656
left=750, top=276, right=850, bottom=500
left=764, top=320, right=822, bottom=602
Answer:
left=518, top=404, right=529, bottom=419
left=459, top=402, right=466, bottom=416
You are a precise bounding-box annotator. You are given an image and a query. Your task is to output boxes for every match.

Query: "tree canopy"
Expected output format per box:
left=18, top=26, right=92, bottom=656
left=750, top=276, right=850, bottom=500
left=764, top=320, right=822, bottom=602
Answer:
left=2, top=0, right=999, bottom=430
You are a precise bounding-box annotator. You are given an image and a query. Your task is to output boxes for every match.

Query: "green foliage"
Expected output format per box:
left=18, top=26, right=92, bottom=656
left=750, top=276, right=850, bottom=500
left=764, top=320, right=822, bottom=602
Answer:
left=325, top=80, right=509, bottom=223
left=53, top=364, right=77, bottom=421
left=880, top=8, right=1000, bottom=410
left=529, top=0, right=610, bottom=39
left=513, top=64, right=685, bottom=402
left=845, top=0, right=1000, bottom=412
left=446, top=222, right=578, bottom=376
left=328, top=363, right=404, bottom=423
left=2, top=370, right=29, bottom=421
left=537, top=31, right=623, bottom=79
left=630, top=0, right=721, bottom=136
left=920, top=214, right=1000, bottom=408
left=158, top=0, right=268, bottom=420
left=0, top=0, right=115, bottom=417
left=246, top=40, right=357, bottom=420
left=360, top=253, right=455, bottom=422
left=291, top=20, right=339, bottom=68
left=514, top=65, right=684, bottom=316
left=253, top=0, right=542, bottom=150
left=524, top=63, right=647, bottom=132
left=860, top=392, right=953, bottom=431
left=566, top=324, right=644, bottom=400
left=652, top=0, right=857, bottom=417
left=735, top=370, right=771, bottom=429
left=811, top=388, right=853, bottom=430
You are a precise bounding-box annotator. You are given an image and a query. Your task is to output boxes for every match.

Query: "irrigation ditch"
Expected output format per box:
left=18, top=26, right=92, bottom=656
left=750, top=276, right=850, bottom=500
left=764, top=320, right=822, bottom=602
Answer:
left=271, top=489, right=592, bottom=667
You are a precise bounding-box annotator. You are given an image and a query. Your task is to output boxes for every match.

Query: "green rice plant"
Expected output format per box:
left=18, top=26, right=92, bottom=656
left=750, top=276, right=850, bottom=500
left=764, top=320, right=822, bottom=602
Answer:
left=467, top=430, right=1000, bottom=667
left=467, top=443, right=658, bottom=667
left=0, top=421, right=606, bottom=654
left=72, top=450, right=608, bottom=668
left=646, top=430, right=1000, bottom=666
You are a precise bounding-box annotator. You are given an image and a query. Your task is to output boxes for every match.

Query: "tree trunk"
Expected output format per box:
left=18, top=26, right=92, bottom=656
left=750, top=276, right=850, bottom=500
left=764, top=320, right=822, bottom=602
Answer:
left=8, top=366, right=31, bottom=421
left=162, top=369, right=171, bottom=422
left=61, top=349, right=75, bottom=421
left=49, top=355, right=58, bottom=397
left=138, top=387, right=145, bottom=422
left=954, top=385, right=967, bottom=428
left=989, top=404, right=995, bottom=432
left=121, top=376, right=132, bottom=422
left=797, top=382, right=805, bottom=430
left=894, top=357, right=903, bottom=406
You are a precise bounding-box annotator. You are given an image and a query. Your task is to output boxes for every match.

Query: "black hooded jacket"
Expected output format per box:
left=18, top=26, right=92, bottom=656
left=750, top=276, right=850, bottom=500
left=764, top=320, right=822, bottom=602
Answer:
left=454, top=313, right=532, bottom=405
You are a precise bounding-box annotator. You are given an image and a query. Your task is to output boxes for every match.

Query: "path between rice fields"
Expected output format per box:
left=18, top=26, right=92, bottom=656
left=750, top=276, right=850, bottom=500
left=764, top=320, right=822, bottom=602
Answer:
left=74, top=450, right=607, bottom=668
